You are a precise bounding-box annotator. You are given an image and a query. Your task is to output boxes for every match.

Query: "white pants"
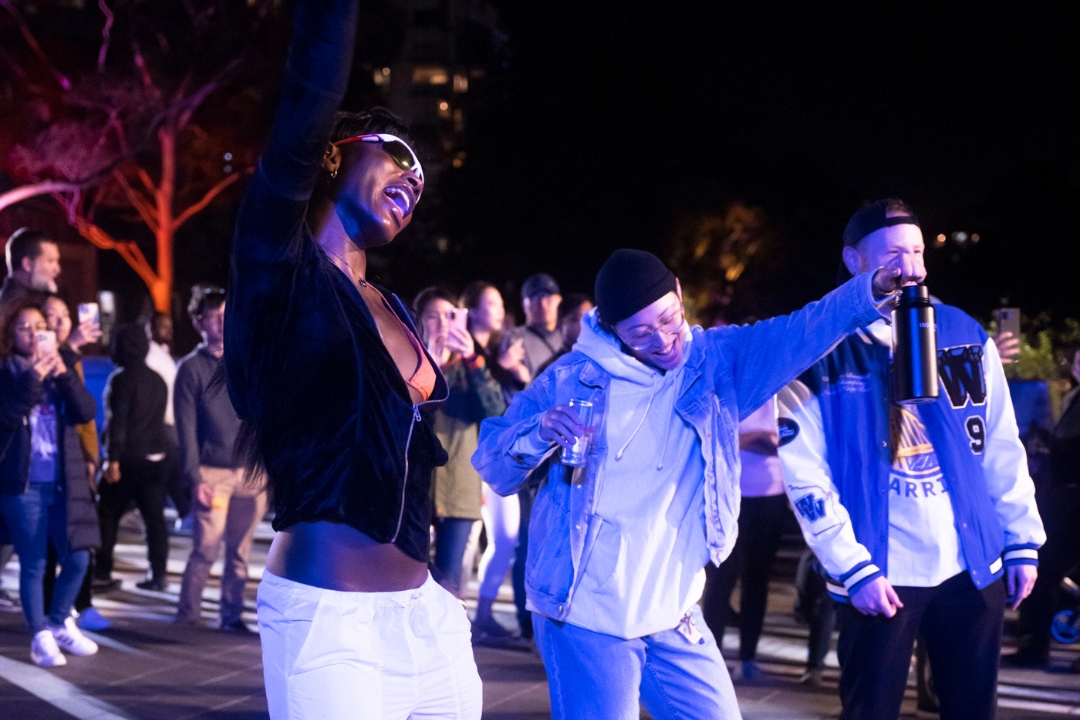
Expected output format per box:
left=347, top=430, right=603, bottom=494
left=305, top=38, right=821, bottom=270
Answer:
left=477, top=483, right=520, bottom=599
left=258, top=570, right=483, bottom=719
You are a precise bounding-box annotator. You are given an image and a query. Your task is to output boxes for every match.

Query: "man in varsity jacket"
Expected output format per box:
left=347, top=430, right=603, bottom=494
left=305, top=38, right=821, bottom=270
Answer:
left=777, top=198, right=1045, bottom=720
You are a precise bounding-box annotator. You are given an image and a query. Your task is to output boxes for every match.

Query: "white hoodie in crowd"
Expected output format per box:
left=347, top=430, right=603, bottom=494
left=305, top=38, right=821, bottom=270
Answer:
left=563, top=311, right=711, bottom=640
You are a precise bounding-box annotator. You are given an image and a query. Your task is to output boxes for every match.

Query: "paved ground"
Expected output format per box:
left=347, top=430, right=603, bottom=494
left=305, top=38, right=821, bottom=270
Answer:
left=1, top=511, right=1079, bottom=719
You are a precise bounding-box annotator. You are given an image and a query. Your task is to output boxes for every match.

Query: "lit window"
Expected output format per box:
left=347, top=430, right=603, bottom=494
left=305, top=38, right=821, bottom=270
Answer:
left=453, top=74, right=469, bottom=93
left=413, top=66, right=449, bottom=85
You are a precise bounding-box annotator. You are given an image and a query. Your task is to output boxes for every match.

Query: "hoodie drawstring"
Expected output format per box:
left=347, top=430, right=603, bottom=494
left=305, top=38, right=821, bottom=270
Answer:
left=615, top=374, right=660, bottom=462
left=615, top=374, right=676, bottom=471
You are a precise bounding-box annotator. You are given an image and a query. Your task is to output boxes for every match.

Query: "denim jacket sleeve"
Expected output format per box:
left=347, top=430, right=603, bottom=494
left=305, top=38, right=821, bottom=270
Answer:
left=713, top=271, right=886, bottom=420
left=472, top=371, right=558, bottom=496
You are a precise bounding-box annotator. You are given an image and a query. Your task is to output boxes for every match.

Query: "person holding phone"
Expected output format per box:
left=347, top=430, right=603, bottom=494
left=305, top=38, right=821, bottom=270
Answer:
left=0, top=298, right=99, bottom=667
left=776, top=199, right=1044, bottom=720
left=40, top=294, right=110, bottom=631
left=222, top=0, right=481, bottom=716
left=461, top=281, right=529, bottom=640
left=415, top=287, right=506, bottom=597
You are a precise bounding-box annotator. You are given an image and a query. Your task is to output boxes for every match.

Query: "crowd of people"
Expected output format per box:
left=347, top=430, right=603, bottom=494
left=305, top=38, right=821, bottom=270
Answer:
left=1, top=2, right=1076, bottom=719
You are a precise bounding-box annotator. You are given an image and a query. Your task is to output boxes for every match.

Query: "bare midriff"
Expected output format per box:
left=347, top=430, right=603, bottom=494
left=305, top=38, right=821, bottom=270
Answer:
left=265, top=284, right=433, bottom=592
left=266, top=522, right=428, bottom=591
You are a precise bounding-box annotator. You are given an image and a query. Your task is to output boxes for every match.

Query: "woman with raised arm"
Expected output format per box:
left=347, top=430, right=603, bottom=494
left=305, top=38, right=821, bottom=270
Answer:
left=223, top=1, right=481, bottom=717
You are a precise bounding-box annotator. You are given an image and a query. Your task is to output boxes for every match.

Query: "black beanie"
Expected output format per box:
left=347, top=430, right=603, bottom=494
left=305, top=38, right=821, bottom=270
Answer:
left=595, top=249, right=677, bottom=325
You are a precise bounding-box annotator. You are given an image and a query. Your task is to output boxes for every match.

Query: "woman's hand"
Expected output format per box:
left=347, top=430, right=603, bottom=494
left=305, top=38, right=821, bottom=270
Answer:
left=498, top=337, right=526, bottom=370
left=538, top=405, right=586, bottom=450
left=31, top=354, right=55, bottom=381
left=48, top=354, right=68, bottom=378
left=445, top=323, right=475, bottom=358
left=68, top=320, right=102, bottom=351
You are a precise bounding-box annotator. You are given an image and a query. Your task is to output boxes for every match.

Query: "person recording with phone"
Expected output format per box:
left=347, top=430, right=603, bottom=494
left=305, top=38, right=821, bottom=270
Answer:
left=474, top=248, right=916, bottom=719
left=223, top=0, right=481, bottom=715
left=0, top=298, right=100, bottom=667
left=415, top=288, right=507, bottom=597
left=40, top=294, right=110, bottom=631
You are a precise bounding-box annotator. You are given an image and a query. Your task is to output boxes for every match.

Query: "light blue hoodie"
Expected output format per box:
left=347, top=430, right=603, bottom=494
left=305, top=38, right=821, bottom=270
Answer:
left=565, top=312, right=710, bottom=638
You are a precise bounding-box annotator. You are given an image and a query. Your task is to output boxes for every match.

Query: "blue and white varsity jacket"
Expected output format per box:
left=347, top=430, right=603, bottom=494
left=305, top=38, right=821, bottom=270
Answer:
left=776, top=304, right=1045, bottom=601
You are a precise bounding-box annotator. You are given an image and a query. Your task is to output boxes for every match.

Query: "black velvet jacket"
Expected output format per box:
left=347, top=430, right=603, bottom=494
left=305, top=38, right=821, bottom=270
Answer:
left=224, top=0, right=448, bottom=562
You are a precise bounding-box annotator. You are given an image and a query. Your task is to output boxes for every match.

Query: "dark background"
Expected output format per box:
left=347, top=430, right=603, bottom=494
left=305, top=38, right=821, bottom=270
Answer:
left=2, top=1, right=1079, bottom=352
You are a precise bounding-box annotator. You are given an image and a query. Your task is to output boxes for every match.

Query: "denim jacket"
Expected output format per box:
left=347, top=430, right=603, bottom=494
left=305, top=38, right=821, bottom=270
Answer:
left=473, top=271, right=884, bottom=622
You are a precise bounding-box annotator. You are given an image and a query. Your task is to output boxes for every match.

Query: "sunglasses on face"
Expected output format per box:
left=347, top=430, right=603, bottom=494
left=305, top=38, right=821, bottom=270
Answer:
left=334, top=133, right=425, bottom=185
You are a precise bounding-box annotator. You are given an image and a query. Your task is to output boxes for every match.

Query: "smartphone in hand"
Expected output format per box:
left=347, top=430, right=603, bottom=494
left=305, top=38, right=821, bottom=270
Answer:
left=78, top=302, right=100, bottom=326
left=36, top=330, right=58, bottom=356
left=450, top=308, right=469, bottom=334
left=995, top=307, right=1021, bottom=340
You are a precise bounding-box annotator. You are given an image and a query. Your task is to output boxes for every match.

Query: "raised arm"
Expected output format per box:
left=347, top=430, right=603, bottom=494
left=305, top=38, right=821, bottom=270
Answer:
left=717, top=271, right=887, bottom=419
left=257, top=0, right=360, bottom=207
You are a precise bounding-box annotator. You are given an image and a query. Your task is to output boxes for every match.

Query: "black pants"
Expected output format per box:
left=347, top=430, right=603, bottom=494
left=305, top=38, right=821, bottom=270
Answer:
left=795, top=548, right=838, bottom=671
left=701, top=494, right=791, bottom=660
left=96, top=458, right=168, bottom=581
left=837, top=573, right=1005, bottom=720
left=44, top=542, right=93, bottom=613
left=1016, top=485, right=1080, bottom=656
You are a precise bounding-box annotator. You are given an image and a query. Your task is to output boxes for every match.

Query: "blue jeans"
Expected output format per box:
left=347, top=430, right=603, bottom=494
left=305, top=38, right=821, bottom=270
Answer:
left=0, top=483, right=90, bottom=633
left=534, top=605, right=741, bottom=720
left=433, top=517, right=475, bottom=596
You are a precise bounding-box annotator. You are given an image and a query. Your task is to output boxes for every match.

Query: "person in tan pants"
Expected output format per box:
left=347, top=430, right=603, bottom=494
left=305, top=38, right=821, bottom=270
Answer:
left=174, top=286, right=268, bottom=631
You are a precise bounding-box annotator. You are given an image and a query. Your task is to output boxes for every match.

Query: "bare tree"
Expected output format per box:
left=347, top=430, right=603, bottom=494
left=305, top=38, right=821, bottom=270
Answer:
left=0, top=0, right=272, bottom=311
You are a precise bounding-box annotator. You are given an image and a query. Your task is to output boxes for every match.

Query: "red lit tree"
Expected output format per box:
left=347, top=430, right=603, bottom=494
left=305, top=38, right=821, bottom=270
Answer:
left=0, top=0, right=275, bottom=311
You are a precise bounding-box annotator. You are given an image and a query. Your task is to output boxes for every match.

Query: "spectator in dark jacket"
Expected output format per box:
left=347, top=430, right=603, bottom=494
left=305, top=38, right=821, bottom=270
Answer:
left=95, top=323, right=169, bottom=592
left=0, top=298, right=100, bottom=667
left=41, top=294, right=109, bottom=631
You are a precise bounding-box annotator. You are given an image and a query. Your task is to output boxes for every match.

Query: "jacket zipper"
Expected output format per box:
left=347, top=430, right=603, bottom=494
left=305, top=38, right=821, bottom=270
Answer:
left=389, top=405, right=422, bottom=543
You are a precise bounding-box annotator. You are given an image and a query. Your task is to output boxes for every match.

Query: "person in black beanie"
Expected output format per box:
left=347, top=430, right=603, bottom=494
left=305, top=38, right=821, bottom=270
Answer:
left=95, top=323, right=169, bottom=592
left=474, top=247, right=921, bottom=719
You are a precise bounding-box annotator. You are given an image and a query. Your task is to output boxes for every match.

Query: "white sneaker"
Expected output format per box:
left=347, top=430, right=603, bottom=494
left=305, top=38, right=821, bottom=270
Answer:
left=50, top=617, right=99, bottom=656
left=31, top=629, right=67, bottom=667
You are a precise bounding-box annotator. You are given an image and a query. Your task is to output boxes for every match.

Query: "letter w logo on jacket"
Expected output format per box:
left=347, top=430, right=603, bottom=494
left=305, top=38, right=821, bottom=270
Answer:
left=794, top=492, right=827, bottom=523
left=938, top=344, right=987, bottom=409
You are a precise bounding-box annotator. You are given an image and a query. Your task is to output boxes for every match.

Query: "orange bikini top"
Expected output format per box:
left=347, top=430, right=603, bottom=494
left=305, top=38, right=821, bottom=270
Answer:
left=370, top=286, right=436, bottom=402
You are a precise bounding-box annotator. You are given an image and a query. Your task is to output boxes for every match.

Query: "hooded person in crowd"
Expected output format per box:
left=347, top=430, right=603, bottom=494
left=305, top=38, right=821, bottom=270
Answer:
left=96, top=324, right=169, bottom=592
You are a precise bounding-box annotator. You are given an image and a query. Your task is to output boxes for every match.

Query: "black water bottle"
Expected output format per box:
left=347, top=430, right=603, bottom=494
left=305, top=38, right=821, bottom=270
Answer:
left=891, top=284, right=939, bottom=404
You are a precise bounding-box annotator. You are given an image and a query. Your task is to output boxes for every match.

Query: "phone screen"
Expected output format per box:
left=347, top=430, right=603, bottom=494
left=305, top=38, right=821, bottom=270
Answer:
left=78, top=302, right=100, bottom=326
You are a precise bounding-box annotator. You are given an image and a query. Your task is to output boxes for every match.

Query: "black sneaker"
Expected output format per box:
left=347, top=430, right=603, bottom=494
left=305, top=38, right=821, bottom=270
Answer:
left=92, top=577, right=123, bottom=593
left=135, top=578, right=168, bottom=592
left=1000, top=648, right=1050, bottom=669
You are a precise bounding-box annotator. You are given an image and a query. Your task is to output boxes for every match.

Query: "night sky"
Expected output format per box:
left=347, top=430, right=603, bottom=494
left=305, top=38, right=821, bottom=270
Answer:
left=442, top=2, right=1080, bottom=322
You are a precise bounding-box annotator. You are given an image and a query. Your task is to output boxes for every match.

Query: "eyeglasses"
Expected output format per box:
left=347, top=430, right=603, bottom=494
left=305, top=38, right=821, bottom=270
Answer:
left=15, top=322, right=49, bottom=335
left=334, top=133, right=425, bottom=185
left=617, top=306, right=686, bottom=351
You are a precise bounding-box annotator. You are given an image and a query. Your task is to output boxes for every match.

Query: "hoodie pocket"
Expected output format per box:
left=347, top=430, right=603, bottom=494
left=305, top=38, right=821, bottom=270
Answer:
left=580, top=516, right=622, bottom=597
